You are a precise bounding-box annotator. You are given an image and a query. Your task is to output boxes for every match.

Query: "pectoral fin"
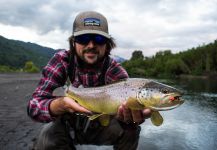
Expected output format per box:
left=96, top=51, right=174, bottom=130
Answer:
left=151, top=111, right=163, bottom=126
left=88, top=114, right=110, bottom=126
left=98, top=115, right=110, bottom=126
left=125, top=97, right=144, bottom=110
left=89, top=114, right=103, bottom=120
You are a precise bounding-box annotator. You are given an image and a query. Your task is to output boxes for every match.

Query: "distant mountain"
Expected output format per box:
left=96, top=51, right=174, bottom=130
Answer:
left=0, top=35, right=56, bottom=69
left=111, top=55, right=127, bottom=63
left=0, top=35, right=127, bottom=71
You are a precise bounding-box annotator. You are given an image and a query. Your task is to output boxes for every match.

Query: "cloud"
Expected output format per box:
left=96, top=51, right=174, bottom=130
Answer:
left=0, top=0, right=217, bottom=59
left=0, top=0, right=97, bottom=34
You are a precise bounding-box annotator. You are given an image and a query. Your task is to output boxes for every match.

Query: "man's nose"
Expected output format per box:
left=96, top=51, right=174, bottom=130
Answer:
left=86, top=40, right=95, bottom=48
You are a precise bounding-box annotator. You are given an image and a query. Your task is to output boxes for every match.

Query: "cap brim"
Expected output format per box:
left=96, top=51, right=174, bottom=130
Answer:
left=74, top=30, right=111, bottom=39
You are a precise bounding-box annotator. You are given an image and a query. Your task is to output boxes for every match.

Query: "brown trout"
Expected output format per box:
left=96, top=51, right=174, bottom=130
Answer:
left=66, top=78, right=184, bottom=126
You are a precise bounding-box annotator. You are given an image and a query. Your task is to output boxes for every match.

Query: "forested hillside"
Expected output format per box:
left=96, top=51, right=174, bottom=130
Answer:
left=1, top=35, right=217, bottom=78
left=0, top=35, right=56, bottom=71
left=122, top=40, right=217, bottom=78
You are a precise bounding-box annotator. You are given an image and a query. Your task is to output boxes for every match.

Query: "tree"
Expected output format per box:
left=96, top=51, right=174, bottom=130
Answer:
left=23, top=61, right=39, bottom=73
left=165, top=58, right=190, bottom=76
left=130, top=50, right=144, bottom=60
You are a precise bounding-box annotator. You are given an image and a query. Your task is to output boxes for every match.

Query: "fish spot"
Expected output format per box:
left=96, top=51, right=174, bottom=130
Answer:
left=162, top=89, right=168, bottom=94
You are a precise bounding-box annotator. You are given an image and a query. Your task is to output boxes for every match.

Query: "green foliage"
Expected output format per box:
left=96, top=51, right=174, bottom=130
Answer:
left=164, top=58, right=190, bottom=76
left=122, top=40, right=217, bottom=78
left=130, top=50, right=144, bottom=60
left=0, top=65, right=15, bottom=72
left=0, top=35, right=55, bottom=71
left=23, top=61, right=40, bottom=73
left=155, top=50, right=172, bottom=58
left=123, top=53, right=147, bottom=77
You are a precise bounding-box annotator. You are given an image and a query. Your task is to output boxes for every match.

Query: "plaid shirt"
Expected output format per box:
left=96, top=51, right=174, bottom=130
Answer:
left=27, top=50, right=128, bottom=122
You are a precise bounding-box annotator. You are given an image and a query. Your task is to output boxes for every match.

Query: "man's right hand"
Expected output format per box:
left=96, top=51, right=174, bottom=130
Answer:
left=49, top=97, right=92, bottom=116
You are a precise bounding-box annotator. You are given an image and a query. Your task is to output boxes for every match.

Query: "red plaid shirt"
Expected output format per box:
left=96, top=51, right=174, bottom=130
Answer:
left=27, top=50, right=128, bottom=122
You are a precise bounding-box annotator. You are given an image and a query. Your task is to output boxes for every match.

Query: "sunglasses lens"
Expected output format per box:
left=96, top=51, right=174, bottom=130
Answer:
left=94, top=35, right=107, bottom=45
left=75, top=35, right=90, bottom=45
left=75, top=34, right=107, bottom=45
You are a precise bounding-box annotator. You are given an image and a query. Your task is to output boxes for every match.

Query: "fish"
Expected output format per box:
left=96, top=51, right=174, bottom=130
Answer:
left=65, top=78, right=184, bottom=126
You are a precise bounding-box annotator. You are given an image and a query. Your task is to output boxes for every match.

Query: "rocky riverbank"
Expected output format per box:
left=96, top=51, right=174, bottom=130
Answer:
left=0, top=73, right=43, bottom=150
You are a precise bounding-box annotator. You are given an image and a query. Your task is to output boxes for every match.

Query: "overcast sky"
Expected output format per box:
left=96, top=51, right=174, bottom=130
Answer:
left=0, top=0, right=217, bottom=59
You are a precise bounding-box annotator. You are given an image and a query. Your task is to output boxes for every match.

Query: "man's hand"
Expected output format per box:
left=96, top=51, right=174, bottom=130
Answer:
left=116, top=102, right=152, bottom=124
left=49, top=97, right=92, bottom=116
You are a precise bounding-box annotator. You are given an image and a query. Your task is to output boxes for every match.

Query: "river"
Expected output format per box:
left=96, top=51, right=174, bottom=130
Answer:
left=137, top=78, right=217, bottom=150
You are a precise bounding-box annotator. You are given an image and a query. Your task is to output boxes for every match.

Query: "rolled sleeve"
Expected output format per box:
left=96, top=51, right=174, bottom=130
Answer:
left=27, top=51, right=69, bottom=122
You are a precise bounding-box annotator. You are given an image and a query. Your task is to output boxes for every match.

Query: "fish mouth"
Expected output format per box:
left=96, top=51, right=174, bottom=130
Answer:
left=173, top=95, right=182, bottom=101
left=169, top=93, right=181, bottom=99
left=173, top=95, right=185, bottom=105
left=151, top=93, right=184, bottom=111
left=163, top=93, right=184, bottom=104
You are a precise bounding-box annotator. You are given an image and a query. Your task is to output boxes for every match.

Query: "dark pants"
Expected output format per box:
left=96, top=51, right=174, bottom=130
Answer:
left=33, top=115, right=141, bottom=150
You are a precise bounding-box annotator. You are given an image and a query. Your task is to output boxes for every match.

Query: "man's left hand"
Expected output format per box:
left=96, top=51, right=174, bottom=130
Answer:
left=116, top=102, right=152, bottom=125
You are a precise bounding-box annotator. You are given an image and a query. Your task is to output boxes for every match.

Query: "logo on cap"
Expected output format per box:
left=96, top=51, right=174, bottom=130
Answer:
left=84, top=18, right=100, bottom=26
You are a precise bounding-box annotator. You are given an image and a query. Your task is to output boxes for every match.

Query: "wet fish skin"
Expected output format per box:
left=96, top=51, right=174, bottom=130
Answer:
left=66, top=78, right=184, bottom=126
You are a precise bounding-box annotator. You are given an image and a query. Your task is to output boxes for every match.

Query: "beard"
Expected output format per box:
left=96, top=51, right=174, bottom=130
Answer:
left=76, top=48, right=105, bottom=68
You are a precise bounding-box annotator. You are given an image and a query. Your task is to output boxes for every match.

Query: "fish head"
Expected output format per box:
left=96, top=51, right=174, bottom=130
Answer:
left=137, top=80, right=184, bottom=111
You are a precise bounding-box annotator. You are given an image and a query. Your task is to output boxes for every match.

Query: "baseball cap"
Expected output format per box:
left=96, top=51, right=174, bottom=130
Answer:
left=73, top=11, right=111, bottom=39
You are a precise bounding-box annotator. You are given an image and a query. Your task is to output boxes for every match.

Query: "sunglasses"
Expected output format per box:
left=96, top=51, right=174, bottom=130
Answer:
left=74, top=34, right=108, bottom=45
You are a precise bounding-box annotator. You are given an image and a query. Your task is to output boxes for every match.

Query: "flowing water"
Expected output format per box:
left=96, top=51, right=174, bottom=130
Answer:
left=137, top=78, right=217, bottom=150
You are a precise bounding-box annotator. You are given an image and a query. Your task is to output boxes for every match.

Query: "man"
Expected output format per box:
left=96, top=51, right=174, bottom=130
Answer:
left=27, top=11, right=151, bottom=150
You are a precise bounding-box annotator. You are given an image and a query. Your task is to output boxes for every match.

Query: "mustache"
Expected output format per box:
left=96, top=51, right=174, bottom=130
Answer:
left=82, top=48, right=99, bottom=54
